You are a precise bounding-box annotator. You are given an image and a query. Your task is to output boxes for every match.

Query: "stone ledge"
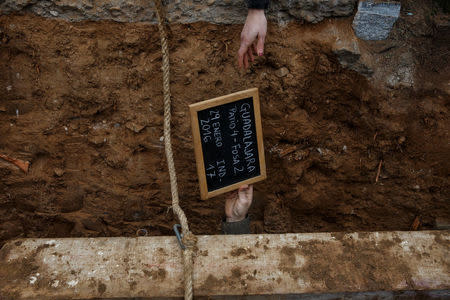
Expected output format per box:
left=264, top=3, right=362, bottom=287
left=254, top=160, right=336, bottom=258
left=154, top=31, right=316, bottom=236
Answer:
left=0, top=0, right=357, bottom=24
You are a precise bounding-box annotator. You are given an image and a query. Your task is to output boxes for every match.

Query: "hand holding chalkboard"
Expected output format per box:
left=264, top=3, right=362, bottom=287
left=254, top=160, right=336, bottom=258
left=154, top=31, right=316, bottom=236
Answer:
left=225, top=184, right=253, bottom=222
left=189, top=88, right=266, bottom=199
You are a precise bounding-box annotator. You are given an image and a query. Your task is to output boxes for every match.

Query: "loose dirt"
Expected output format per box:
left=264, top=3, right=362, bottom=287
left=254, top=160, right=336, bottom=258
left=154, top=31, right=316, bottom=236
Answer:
left=0, top=5, right=449, bottom=247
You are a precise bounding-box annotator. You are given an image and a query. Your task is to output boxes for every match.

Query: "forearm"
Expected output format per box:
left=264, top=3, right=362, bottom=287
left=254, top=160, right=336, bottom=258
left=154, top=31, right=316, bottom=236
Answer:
left=247, top=0, right=269, bottom=10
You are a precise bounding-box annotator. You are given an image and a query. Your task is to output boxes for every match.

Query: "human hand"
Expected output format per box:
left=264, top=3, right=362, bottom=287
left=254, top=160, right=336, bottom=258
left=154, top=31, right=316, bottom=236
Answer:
left=238, top=9, right=267, bottom=69
left=225, top=184, right=253, bottom=222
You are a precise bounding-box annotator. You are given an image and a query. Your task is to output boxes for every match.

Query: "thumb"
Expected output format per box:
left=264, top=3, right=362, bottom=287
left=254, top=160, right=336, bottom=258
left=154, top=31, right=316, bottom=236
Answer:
left=256, top=34, right=265, bottom=56
left=239, top=184, right=249, bottom=191
left=238, top=184, right=253, bottom=205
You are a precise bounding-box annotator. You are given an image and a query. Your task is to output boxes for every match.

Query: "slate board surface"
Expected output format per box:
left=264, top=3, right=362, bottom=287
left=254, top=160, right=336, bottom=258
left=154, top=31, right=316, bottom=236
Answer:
left=196, top=97, right=260, bottom=192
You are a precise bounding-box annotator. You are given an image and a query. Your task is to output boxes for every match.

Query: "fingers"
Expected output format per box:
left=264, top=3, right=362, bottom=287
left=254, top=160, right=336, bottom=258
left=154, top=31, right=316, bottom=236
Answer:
left=225, top=190, right=237, bottom=200
left=247, top=47, right=254, bottom=62
left=238, top=46, right=246, bottom=69
left=234, top=189, right=252, bottom=219
left=243, top=52, right=249, bottom=69
left=253, top=43, right=258, bottom=57
left=238, top=39, right=264, bottom=69
left=256, top=34, right=265, bottom=57
left=239, top=184, right=253, bottom=192
left=238, top=184, right=253, bottom=205
left=239, top=184, right=249, bottom=191
left=224, top=190, right=238, bottom=218
left=238, top=47, right=251, bottom=69
left=225, top=185, right=253, bottom=221
left=238, top=37, right=255, bottom=69
left=245, top=184, right=253, bottom=200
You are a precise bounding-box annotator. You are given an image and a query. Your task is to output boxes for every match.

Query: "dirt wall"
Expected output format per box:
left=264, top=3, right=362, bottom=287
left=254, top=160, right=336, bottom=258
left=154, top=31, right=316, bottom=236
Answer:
left=0, top=2, right=449, bottom=246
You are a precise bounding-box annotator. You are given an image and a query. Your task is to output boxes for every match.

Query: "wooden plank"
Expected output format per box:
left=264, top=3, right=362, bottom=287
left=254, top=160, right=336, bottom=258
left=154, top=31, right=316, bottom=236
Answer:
left=189, top=88, right=266, bottom=199
left=0, top=231, right=449, bottom=299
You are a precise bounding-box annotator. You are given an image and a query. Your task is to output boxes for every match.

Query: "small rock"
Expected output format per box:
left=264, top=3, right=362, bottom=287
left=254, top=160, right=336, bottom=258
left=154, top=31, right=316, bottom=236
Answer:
left=49, top=10, right=59, bottom=17
left=398, top=136, right=406, bottom=144
left=333, top=48, right=373, bottom=77
left=275, top=67, right=289, bottom=78
left=259, top=72, right=268, bottom=80
left=45, top=98, right=64, bottom=111
left=88, top=135, right=107, bottom=146
left=54, top=168, right=65, bottom=177
left=300, top=11, right=316, bottom=23
left=125, top=122, right=146, bottom=133
left=412, top=185, right=420, bottom=191
left=207, top=0, right=215, bottom=5
left=81, top=217, right=104, bottom=232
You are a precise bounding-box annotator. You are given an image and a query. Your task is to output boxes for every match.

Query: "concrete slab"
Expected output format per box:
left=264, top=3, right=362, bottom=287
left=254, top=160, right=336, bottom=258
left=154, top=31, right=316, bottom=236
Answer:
left=1, top=231, right=449, bottom=299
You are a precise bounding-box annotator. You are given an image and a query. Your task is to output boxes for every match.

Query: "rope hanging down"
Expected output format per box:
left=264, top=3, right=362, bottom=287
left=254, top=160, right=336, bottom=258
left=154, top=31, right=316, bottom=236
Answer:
left=152, top=1, right=197, bottom=299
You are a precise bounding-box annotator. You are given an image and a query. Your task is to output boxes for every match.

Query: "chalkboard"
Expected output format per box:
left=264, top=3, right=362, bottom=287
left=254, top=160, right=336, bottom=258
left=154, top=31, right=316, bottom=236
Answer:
left=189, top=88, right=266, bottom=199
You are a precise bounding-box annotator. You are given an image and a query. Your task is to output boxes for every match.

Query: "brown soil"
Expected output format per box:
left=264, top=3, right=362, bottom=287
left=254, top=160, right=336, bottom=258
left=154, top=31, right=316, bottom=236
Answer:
left=0, top=6, right=449, bottom=247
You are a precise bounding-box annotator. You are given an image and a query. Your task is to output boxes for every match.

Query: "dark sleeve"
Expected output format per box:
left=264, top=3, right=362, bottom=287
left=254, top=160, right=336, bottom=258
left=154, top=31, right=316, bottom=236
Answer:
left=222, top=215, right=251, bottom=234
left=247, top=0, right=269, bottom=9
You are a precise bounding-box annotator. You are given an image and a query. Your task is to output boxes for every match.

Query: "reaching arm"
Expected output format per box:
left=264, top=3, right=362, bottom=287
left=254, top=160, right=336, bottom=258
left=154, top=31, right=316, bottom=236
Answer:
left=238, top=1, right=269, bottom=69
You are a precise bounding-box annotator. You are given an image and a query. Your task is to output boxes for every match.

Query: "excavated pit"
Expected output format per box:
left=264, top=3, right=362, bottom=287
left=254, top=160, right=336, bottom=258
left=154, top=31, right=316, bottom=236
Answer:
left=0, top=3, right=449, bottom=247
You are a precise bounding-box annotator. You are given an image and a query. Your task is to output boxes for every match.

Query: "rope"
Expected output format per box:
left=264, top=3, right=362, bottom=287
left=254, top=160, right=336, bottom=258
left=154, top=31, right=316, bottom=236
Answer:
left=152, top=1, right=197, bottom=299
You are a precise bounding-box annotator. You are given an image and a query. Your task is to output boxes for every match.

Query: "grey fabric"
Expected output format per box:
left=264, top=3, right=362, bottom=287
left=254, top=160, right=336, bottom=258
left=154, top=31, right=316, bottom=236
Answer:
left=247, top=0, right=269, bottom=9
left=222, top=215, right=251, bottom=234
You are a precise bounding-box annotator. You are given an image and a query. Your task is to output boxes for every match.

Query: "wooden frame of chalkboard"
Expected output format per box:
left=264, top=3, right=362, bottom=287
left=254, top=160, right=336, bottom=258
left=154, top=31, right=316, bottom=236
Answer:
left=189, top=88, right=266, bottom=200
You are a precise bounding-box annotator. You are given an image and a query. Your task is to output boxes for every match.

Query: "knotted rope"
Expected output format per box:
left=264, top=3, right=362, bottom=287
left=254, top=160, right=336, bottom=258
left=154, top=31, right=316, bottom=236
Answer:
left=152, top=1, right=197, bottom=299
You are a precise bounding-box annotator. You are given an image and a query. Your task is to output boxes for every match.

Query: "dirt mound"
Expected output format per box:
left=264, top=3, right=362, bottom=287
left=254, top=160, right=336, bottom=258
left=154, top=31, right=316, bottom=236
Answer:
left=0, top=9, right=449, bottom=246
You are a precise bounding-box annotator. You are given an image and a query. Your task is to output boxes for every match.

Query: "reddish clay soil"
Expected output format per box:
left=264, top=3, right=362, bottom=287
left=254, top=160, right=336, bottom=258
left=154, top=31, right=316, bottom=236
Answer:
left=0, top=7, right=449, bottom=247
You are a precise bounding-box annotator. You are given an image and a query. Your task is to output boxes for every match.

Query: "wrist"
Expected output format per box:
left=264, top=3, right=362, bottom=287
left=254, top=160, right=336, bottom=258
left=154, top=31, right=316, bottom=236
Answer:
left=226, top=215, right=246, bottom=223
left=248, top=9, right=265, bottom=17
